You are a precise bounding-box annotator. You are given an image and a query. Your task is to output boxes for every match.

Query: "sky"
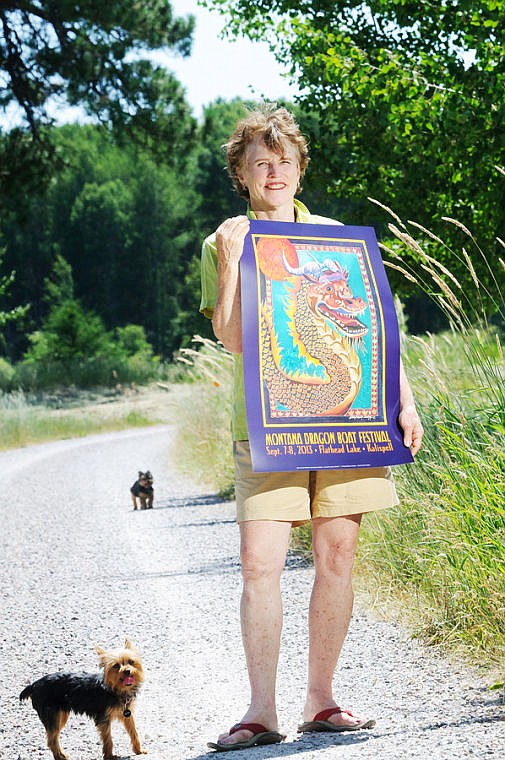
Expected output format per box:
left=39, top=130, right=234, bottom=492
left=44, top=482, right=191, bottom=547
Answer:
left=165, top=0, right=300, bottom=118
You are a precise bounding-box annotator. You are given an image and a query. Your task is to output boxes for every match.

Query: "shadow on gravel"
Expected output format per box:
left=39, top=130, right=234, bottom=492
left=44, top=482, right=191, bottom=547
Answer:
left=365, top=711, right=505, bottom=743
left=96, top=551, right=310, bottom=583
left=419, top=712, right=505, bottom=732
left=187, top=557, right=241, bottom=576
left=174, top=518, right=236, bottom=528
left=188, top=731, right=371, bottom=759
left=285, top=553, right=311, bottom=570
left=153, top=494, right=228, bottom=510
left=105, top=556, right=242, bottom=580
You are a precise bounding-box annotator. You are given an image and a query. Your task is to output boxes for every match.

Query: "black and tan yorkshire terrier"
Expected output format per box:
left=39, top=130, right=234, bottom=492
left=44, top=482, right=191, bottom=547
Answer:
left=20, top=638, right=146, bottom=760
left=130, top=471, right=154, bottom=510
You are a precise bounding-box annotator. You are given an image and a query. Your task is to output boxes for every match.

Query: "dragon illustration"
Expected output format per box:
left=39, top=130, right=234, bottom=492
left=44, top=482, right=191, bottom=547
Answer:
left=258, top=238, right=369, bottom=417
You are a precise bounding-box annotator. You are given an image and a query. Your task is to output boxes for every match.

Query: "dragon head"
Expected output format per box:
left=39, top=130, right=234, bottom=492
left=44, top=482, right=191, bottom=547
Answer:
left=283, top=254, right=368, bottom=340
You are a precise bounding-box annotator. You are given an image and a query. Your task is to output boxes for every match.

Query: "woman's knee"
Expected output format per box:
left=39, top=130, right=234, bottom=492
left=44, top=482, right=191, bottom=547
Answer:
left=312, top=517, right=361, bottom=579
left=239, top=520, right=291, bottom=583
left=315, top=542, right=356, bottom=578
left=240, top=544, right=285, bottom=583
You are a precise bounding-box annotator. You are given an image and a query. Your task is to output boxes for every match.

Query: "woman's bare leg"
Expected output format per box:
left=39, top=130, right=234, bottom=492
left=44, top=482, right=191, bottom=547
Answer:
left=303, top=514, right=367, bottom=728
left=216, top=519, right=292, bottom=746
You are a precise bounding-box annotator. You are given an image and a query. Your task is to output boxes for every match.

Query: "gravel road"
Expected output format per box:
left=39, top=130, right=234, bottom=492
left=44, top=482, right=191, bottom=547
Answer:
left=1, top=425, right=503, bottom=759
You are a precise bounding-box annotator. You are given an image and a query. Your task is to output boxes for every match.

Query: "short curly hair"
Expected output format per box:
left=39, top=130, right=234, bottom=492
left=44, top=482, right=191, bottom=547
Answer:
left=224, top=103, right=310, bottom=200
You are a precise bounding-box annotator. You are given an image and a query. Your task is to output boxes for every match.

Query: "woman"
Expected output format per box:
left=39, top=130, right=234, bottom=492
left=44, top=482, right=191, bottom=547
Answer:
left=200, top=104, right=423, bottom=752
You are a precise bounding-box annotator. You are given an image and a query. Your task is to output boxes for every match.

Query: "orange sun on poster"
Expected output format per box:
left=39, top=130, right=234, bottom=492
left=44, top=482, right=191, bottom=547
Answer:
left=256, top=237, right=299, bottom=281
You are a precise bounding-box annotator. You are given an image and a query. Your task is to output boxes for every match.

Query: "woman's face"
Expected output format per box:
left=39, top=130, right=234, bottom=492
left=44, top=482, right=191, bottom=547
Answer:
left=237, top=135, right=300, bottom=220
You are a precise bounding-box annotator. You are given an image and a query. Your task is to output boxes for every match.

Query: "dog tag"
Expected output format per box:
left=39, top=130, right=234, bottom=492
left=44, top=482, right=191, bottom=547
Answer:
left=124, top=708, right=132, bottom=718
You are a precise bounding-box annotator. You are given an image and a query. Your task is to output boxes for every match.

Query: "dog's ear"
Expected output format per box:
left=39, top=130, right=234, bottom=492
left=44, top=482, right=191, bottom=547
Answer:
left=124, top=637, right=133, bottom=650
left=95, top=645, right=106, bottom=666
left=138, top=471, right=143, bottom=477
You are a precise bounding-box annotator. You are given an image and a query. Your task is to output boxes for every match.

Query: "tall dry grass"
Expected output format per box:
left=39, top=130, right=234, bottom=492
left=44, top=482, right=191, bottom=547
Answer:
left=357, top=199, right=505, bottom=676
left=172, top=336, right=235, bottom=498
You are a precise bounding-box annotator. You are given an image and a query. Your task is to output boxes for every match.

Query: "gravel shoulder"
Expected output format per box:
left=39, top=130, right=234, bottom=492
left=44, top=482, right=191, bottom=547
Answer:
left=1, top=425, right=503, bottom=759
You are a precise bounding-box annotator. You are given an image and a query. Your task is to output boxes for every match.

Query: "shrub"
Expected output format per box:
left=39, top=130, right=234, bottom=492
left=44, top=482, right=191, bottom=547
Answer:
left=0, top=357, right=15, bottom=391
left=114, top=325, right=160, bottom=384
left=17, top=301, right=160, bottom=389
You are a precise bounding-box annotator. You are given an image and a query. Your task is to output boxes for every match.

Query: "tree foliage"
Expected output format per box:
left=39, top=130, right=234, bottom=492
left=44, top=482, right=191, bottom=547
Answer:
left=0, top=123, right=214, bottom=361
left=18, top=255, right=161, bottom=387
left=0, top=1, right=196, bottom=204
left=193, top=97, right=254, bottom=231
left=43, top=252, right=74, bottom=306
left=205, top=0, right=505, bottom=300
left=0, top=247, right=28, bottom=349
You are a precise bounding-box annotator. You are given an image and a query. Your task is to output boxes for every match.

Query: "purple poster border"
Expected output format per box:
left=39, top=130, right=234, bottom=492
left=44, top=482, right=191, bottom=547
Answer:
left=241, top=220, right=413, bottom=472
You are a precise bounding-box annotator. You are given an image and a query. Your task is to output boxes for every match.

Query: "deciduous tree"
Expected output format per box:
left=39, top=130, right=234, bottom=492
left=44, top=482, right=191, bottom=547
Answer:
left=205, top=0, right=505, bottom=302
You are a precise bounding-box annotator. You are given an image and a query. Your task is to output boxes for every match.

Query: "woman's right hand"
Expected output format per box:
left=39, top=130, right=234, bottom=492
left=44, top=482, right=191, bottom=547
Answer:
left=215, top=215, right=250, bottom=266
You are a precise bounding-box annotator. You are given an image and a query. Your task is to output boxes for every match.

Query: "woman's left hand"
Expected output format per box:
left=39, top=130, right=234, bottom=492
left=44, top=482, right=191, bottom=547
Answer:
left=398, top=403, right=424, bottom=456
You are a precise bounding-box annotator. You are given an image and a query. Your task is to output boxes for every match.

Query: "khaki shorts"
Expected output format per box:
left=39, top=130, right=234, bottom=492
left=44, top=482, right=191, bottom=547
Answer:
left=234, top=440, right=399, bottom=525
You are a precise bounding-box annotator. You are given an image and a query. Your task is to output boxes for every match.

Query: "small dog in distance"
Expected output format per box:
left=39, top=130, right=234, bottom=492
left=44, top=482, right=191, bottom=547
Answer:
left=20, top=638, right=146, bottom=760
left=130, top=471, right=154, bottom=510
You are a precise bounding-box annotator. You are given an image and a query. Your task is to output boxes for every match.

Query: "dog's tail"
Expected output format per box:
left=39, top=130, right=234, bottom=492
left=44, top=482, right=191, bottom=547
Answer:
left=19, top=683, right=33, bottom=701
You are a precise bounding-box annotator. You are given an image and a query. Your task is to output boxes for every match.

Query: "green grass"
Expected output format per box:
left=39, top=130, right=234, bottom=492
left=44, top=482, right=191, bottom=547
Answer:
left=0, top=389, right=157, bottom=450
left=359, top=210, right=505, bottom=677
left=356, top=328, right=505, bottom=672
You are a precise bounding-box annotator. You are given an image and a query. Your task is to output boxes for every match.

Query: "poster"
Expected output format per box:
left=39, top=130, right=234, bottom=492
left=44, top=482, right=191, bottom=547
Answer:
left=240, top=220, right=413, bottom=472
